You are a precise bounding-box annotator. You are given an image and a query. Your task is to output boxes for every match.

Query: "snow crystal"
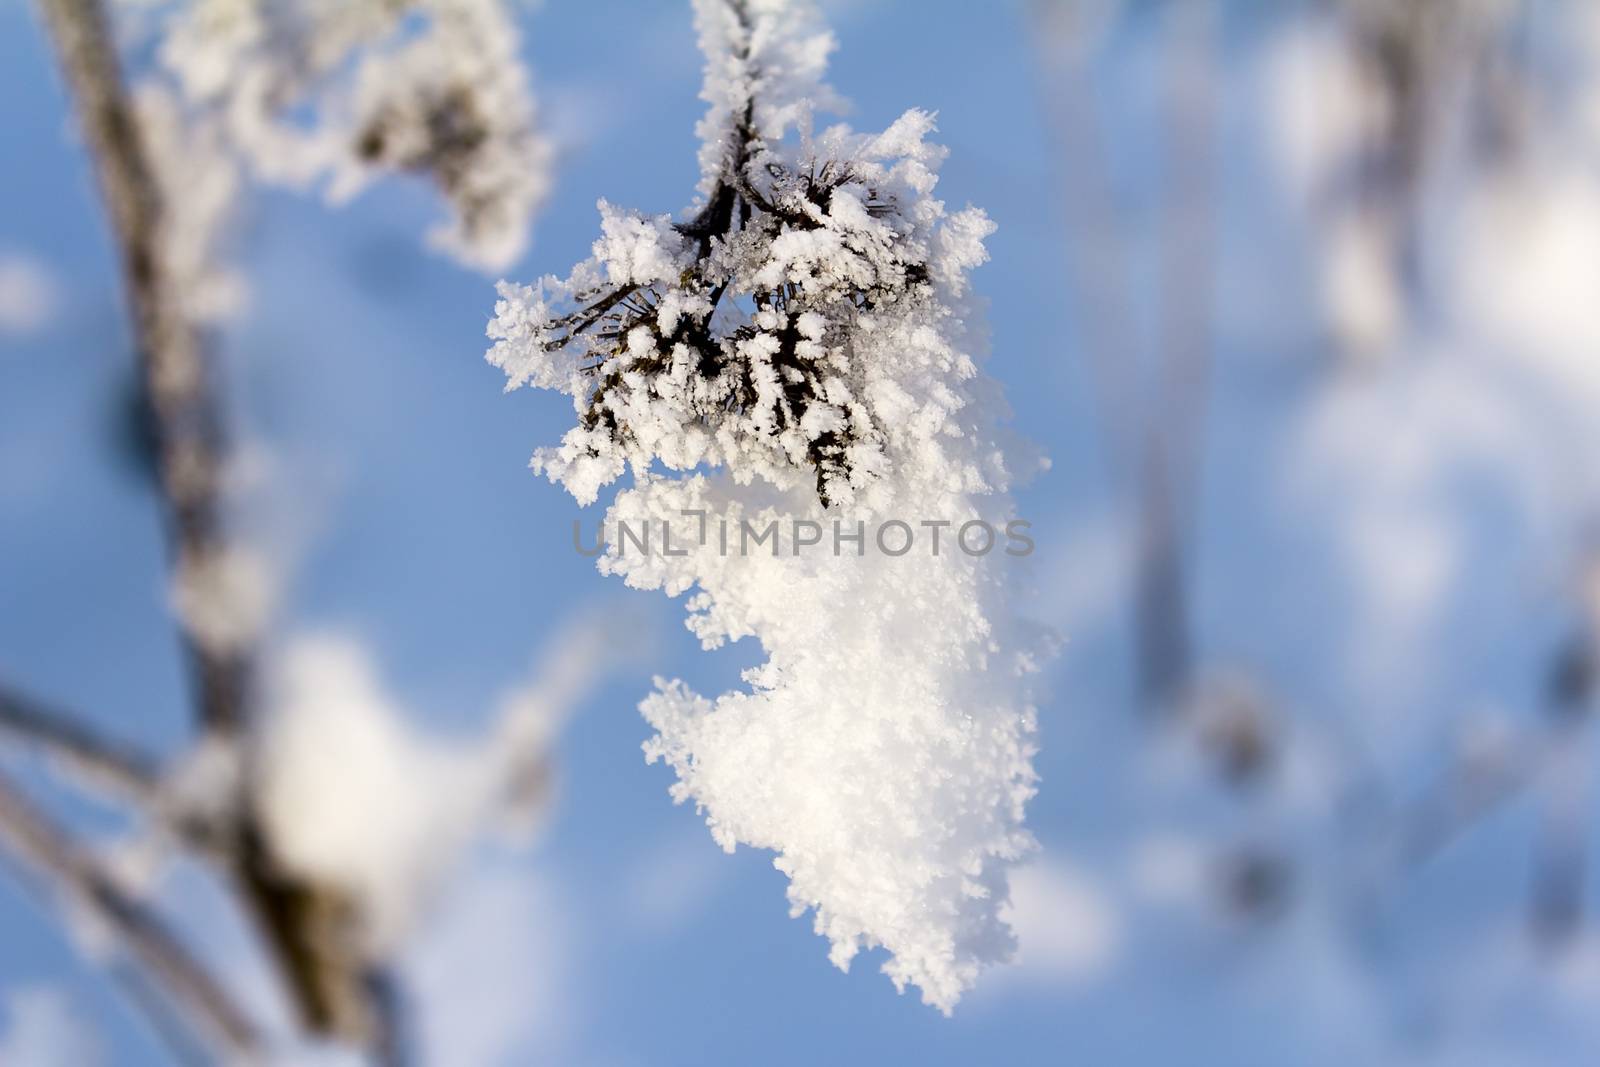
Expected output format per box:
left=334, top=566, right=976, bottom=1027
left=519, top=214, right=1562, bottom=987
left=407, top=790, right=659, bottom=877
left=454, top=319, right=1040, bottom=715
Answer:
left=486, top=0, right=1044, bottom=1011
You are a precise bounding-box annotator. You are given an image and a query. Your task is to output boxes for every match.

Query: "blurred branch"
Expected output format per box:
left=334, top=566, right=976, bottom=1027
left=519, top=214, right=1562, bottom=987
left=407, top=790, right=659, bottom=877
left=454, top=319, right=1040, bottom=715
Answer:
left=229, top=825, right=389, bottom=1047
left=1387, top=716, right=1589, bottom=904
left=0, top=770, right=259, bottom=1059
left=1324, top=0, right=1524, bottom=348
left=1033, top=0, right=1219, bottom=714
left=38, top=0, right=403, bottom=1055
left=1395, top=737, right=1533, bottom=869
left=1142, top=0, right=1218, bottom=712
left=1339, top=0, right=1442, bottom=299
left=1029, top=0, right=1143, bottom=482
left=38, top=0, right=248, bottom=738
left=0, top=684, right=162, bottom=803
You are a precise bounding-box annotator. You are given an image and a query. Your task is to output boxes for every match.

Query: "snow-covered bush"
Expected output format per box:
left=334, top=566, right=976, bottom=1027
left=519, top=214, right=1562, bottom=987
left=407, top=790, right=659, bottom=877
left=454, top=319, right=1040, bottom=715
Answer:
left=488, top=0, right=1044, bottom=1011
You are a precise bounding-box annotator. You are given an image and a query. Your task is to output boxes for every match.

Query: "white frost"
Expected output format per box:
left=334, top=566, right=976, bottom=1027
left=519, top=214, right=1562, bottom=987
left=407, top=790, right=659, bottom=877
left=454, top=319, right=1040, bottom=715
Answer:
left=125, top=0, right=552, bottom=272
left=487, top=0, right=1044, bottom=1012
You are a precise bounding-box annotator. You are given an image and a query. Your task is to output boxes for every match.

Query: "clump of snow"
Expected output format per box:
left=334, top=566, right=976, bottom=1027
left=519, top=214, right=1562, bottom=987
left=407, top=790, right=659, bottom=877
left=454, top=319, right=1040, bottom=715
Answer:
left=487, top=0, right=1044, bottom=1012
left=251, top=630, right=594, bottom=953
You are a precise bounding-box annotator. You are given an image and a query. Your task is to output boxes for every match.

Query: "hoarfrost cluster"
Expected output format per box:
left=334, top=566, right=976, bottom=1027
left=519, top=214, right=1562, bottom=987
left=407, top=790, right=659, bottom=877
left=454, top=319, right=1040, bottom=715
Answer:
left=488, top=0, right=1044, bottom=1011
left=124, top=0, right=551, bottom=277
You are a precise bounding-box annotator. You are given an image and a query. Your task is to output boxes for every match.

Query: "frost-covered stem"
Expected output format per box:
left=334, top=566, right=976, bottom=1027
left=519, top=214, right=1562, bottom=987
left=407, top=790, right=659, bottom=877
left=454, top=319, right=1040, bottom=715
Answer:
left=38, top=0, right=400, bottom=1050
left=38, top=0, right=247, bottom=737
left=543, top=0, right=757, bottom=365
left=0, top=770, right=259, bottom=1058
left=687, top=0, right=757, bottom=231
left=0, top=684, right=163, bottom=803
left=1136, top=1, right=1218, bottom=713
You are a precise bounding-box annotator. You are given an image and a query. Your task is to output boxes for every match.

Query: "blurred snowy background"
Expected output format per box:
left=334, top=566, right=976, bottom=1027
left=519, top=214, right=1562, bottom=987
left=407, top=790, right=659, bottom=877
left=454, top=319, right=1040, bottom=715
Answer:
left=7, top=0, right=1600, bottom=1063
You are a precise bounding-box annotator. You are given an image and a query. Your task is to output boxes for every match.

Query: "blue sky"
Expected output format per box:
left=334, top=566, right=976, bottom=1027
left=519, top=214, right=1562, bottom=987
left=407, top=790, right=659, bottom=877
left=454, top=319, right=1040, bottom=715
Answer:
left=4, top=0, right=1600, bottom=1064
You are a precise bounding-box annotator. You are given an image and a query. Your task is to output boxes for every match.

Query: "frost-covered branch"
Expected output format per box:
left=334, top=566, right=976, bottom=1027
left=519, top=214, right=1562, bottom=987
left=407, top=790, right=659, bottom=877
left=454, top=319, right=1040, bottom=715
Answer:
left=1312, top=0, right=1527, bottom=355
left=131, top=0, right=552, bottom=272
left=0, top=685, right=162, bottom=804
left=40, top=0, right=248, bottom=737
left=0, top=769, right=258, bottom=1059
left=26, top=0, right=576, bottom=1059
left=489, top=0, right=1043, bottom=1012
left=38, top=0, right=405, bottom=1051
